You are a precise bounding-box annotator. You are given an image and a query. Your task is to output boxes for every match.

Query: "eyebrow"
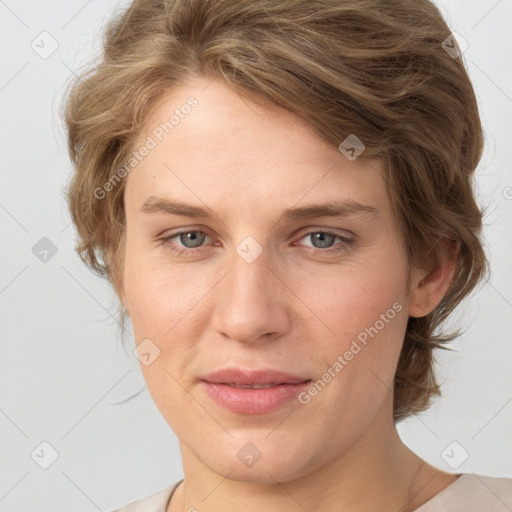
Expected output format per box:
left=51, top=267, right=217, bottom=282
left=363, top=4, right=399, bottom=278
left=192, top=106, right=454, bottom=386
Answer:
left=140, top=196, right=378, bottom=221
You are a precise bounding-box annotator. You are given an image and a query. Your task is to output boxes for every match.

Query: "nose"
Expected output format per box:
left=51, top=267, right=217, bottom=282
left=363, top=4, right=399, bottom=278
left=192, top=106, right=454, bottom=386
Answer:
left=211, top=248, right=292, bottom=344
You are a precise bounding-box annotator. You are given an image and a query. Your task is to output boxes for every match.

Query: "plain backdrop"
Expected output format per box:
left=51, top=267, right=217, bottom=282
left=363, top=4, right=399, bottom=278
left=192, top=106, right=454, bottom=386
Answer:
left=1, top=1, right=511, bottom=510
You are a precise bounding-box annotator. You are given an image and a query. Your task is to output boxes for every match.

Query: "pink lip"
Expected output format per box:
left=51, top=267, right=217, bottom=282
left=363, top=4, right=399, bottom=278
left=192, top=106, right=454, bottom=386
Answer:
left=201, top=382, right=312, bottom=414
left=201, top=368, right=312, bottom=415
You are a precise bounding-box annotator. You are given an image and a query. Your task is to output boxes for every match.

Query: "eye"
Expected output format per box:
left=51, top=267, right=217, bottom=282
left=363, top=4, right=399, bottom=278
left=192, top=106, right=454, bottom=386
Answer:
left=295, top=230, right=355, bottom=253
left=159, top=230, right=213, bottom=255
left=175, top=231, right=207, bottom=248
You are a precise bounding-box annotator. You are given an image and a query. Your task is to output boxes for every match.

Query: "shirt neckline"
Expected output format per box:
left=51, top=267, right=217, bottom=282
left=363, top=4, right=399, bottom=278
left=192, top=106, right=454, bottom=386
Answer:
left=412, top=473, right=466, bottom=511
left=165, top=479, right=184, bottom=510
left=165, top=474, right=467, bottom=511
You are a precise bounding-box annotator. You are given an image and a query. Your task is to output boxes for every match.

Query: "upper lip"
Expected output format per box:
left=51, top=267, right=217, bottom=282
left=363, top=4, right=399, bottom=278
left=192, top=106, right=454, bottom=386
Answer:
left=202, top=368, right=311, bottom=386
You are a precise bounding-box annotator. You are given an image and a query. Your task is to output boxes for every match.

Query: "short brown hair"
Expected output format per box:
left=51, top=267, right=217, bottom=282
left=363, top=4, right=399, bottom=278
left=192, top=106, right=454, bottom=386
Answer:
left=63, top=0, right=487, bottom=422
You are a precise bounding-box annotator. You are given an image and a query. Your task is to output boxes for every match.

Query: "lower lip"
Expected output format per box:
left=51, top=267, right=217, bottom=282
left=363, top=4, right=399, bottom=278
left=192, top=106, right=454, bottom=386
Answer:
left=201, top=380, right=312, bottom=415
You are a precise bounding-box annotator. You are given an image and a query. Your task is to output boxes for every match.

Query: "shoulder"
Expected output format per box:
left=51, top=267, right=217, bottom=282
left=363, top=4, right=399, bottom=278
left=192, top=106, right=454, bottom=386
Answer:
left=106, top=479, right=183, bottom=512
left=415, top=473, right=512, bottom=512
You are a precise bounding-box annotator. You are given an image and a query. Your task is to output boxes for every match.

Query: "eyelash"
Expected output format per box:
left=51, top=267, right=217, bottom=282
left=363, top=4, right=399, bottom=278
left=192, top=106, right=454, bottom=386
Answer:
left=158, top=229, right=355, bottom=256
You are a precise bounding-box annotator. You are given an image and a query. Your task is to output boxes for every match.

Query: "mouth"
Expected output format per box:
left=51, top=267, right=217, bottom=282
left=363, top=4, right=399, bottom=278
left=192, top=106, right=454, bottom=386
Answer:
left=201, top=367, right=312, bottom=415
left=214, top=381, right=311, bottom=389
left=201, top=367, right=311, bottom=387
left=201, top=381, right=313, bottom=415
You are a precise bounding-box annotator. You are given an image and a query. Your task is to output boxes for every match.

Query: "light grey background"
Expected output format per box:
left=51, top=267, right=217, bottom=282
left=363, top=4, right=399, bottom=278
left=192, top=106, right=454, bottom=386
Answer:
left=1, top=1, right=511, bottom=510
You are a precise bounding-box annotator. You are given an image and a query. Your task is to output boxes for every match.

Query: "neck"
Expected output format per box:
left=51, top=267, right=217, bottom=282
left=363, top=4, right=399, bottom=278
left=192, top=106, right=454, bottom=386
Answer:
left=168, top=394, right=455, bottom=512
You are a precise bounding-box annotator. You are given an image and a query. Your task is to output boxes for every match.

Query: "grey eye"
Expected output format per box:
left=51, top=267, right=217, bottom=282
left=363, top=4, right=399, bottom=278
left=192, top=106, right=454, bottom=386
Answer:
left=309, top=232, right=336, bottom=248
left=179, top=231, right=206, bottom=248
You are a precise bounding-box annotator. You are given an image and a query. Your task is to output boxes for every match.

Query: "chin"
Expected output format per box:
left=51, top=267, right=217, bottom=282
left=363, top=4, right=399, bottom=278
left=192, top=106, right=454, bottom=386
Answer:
left=187, top=433, right=323, bottom=485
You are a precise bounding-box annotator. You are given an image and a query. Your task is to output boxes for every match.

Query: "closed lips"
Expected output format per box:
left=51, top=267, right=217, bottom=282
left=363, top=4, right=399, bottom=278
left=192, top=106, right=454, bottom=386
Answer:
left=202, top=368, right=311, bottom=386
left=221, top=382, right=310, bottom=388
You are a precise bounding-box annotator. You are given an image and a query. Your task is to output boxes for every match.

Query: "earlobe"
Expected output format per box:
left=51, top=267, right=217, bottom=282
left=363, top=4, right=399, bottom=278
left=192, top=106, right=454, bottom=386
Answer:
left=408, top=239, right=459, bottom=318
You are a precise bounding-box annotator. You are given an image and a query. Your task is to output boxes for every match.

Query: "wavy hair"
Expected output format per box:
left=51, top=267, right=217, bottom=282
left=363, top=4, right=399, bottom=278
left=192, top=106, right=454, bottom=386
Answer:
left=63, top=0, right=487, bottom=422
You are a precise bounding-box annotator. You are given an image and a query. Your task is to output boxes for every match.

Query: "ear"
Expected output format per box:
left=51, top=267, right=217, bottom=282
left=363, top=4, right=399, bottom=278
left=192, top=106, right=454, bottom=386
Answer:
left=407, top=238, right=459, bottom=318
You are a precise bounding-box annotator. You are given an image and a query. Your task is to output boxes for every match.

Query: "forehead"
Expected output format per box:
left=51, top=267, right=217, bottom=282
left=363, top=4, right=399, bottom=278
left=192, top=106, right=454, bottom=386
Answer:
left=125, top=77, right=387, bottom=218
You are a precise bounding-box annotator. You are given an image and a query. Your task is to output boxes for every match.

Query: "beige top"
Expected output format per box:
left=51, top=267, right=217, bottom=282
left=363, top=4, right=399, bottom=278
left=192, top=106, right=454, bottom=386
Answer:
left=109, top=473, right=512, bottom=512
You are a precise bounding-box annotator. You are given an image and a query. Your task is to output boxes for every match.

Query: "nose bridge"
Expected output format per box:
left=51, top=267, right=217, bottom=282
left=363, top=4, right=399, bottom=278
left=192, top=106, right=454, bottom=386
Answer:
left=211, top=246, right=290, bottom=343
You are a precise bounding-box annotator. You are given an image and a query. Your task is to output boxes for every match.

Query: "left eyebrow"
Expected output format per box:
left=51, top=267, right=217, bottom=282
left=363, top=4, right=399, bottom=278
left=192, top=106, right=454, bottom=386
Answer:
left=281, top=200, right=378, bottom=221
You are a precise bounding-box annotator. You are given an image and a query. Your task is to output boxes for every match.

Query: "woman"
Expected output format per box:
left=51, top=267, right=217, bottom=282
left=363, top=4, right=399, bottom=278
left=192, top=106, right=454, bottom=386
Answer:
left=63, top=0, right=512, bottom=510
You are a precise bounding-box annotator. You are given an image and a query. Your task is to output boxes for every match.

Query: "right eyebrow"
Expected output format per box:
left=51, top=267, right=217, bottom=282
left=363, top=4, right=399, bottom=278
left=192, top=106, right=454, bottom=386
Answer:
left=140, top=196, right=213, bottom=219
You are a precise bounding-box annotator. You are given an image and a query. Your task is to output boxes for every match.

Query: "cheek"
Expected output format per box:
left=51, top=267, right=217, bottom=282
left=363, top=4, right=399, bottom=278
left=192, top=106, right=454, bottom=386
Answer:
left=292, top=251, right=407, bottom=340
left=290, top=250, right=408, bottom=409
left=123, top=247, right=214, bottom=336
left=123, top=255, right=210, bottom=419
left=122, top=249, right=216, bottom=393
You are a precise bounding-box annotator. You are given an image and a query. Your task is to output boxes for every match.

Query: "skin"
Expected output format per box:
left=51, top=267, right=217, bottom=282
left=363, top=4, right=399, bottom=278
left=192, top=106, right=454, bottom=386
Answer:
left=119, top=76, right=459, bottom=512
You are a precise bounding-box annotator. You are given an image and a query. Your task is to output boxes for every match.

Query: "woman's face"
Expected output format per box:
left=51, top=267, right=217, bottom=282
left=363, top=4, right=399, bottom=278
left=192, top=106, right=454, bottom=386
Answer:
left=121, top=76, right=415, bottom=483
